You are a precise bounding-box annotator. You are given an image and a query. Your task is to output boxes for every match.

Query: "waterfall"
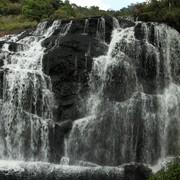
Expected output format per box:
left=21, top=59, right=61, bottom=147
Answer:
left=83, top=19, right=89, bottom=35
left=53, top=20, right=72, bottom=48
left=0, top=20, right=61, bottom=161
left=0, top=16, right=180, bottom=170
left=66, top=22, right=180, bottom=166
left=96, top=17, right=106, bottom=42
left=113, top=17, right=120, bottom=29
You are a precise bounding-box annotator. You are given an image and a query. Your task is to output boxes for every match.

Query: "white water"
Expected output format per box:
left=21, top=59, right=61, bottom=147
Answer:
left=96, top=17, right=106, bottom=42
left=67, top=22, right=180, bottom=165
left=0, top=159, right=124, bottom=179
left=0, top=17, right=180, bottom=170
left=83, top=19, right=89, bottom=35
left=150, top=156, right=176, bottom=173
left=113, top=17, right=120, bottom=29
left=0, top=20, right=62, bottom=161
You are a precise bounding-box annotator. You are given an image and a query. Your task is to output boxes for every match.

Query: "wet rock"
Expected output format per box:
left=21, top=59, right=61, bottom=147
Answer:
left=43, top=17, right=113, bottom=122
left=105, top=59, right=137, bottom=101
left=123, top=164, right=153, bottom=180
left=118, top=19, right=135, bottom=28
left=8, top=42, right=27, bottom=52
left=0, top=41, right=5, bottom=49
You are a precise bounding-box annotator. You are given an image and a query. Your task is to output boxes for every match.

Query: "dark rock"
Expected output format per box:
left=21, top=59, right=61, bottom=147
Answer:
left=0, top=40, right=28, bottom=52
left=49, top=122, right=64, bottom=163
left=8, top=42, right=27, bottom=52
left=17, top=28, right=35, bottom=40
left=43, top=17, right=113, bottom=122
left=124, top=164, right=153, bottom=180
left=0, top=41, right=5, bottom=49
left=119, top=19, right=135, bottom=28
left=55, top=120, right=72, bottom=133
left=105, top=58, right=137, bottom=101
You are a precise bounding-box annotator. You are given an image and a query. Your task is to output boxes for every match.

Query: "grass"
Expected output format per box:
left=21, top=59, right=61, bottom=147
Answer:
left=0, top=15, right=37, bottom=32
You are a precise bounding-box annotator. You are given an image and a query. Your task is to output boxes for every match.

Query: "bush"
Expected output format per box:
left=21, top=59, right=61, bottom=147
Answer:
left=50, top=9, right=69, bottom=19
left=149, top=157, right=180, bottom=180
left=7, top=3, right=22, bottom=15
left=0, top=0, right=9, bottom=15
left=22, top=0, right=57, bottom=21
left=139, top=11, right=158, bottom=21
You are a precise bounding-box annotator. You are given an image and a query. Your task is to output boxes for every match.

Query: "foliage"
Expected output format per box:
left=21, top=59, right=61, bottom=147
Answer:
left=22, top=0, right=56, bottom=21
left=0, top=15, right=37, bottom=31
left=149, top=157, right=180, bottom=180
left=0, top=0, right=9, bottom=15
left=0, top=0, right=180, bottom=32
left=130, top=0, right=180, bottom=31
left=0, top=21, right=36, bottom=31
left=108, top=4, right=135, bottom=17
left=50, top=9, right=69, bottom=19
left=49, top=0, right=63, bottom=10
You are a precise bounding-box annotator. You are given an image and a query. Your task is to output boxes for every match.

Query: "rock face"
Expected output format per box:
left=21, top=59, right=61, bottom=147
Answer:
left=0, top=16, right=180, bottom=172
left=42, top=17, right=113, bottom=122
left=64, top=20, right=180, bottom=165
left=124, top=164, right=153, bottom=180
left=0, top=16, right=118, bottom=163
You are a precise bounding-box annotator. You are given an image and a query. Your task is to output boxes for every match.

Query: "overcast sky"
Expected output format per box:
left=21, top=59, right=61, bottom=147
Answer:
left=69, top=0, right=147, bottom=10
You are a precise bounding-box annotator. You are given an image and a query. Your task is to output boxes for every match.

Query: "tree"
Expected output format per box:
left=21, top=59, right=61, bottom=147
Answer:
left=0, top=0, right=9, bottom=15
left=49, top=0, right=63, bottom=10
left=9, top=0, right=22, bottom=2
left=50, top=9, right=68, bottom=19
left=90, top=6, right=100, bottom=12
left=64, top=0, right=70, bottom=4
left=22, top=0, right=60, bottom=21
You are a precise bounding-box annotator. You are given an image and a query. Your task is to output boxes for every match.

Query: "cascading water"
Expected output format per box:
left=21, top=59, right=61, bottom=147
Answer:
left=96, top=17, right=106, bottom=42
left=83, top=19, right=89, bottom=35
left=0, top=16, right=180, bottom=174
left=112, top=17, right=120, bottom=29
left=66, top=21, right=180, bottom=166
left=0, top=20, right=70, bottom=161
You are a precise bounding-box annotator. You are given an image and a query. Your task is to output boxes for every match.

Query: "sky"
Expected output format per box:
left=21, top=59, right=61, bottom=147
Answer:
left=69, top=0, right=147, bottom=10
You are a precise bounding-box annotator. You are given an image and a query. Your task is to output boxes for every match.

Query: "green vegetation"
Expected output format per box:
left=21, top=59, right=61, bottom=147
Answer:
left=0, top=0, right=180, bottom=33
left=133, top=0, right=180, bottom=31
left=22, top=0, right=61, bottom=21
left=0, top=15, right=36, bottom=31
left=149, top=157, right=180, bottom=180
left=109, top=0, right=180, bottom=31
left=0, top=0, right=110, bottom=32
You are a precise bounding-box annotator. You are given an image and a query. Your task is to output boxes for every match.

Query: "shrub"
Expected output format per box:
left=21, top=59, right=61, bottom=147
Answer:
left=50, top=9, right=69, bottom=20
left=7, top=3, right=22, bottom=15
left=22, top=0, right=56, bottom=21
left=0, top=0, right=9, bottom=15
left=149, top=157, right=180, bottom=180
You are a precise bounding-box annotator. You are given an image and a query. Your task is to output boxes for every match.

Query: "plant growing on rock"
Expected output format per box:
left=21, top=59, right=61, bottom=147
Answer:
left=149, top=157, right=180, bottom=180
